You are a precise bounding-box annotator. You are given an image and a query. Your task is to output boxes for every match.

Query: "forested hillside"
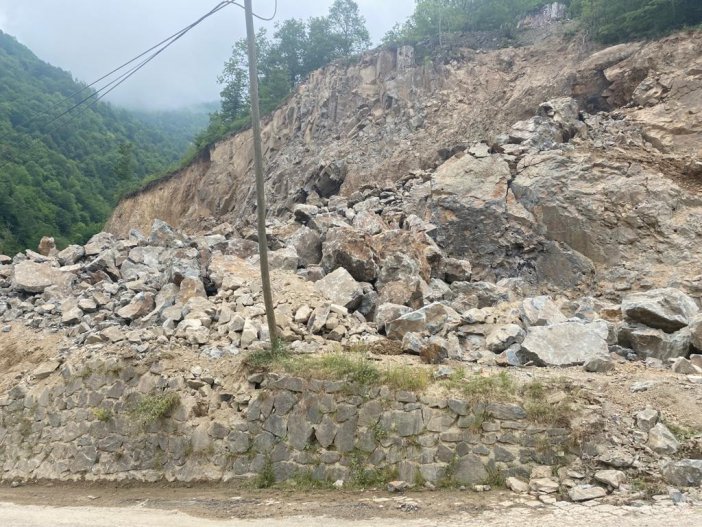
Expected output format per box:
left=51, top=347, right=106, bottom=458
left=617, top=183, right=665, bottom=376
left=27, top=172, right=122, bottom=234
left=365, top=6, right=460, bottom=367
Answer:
left=384, top=0, right=702, bottom=45
left=0, top=31, right=208, bottom=255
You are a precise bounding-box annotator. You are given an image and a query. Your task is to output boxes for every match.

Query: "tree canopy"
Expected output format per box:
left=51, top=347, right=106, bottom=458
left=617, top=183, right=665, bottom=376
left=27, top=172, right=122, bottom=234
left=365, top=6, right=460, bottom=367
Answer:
left=0, top=31, right=208, bottom=255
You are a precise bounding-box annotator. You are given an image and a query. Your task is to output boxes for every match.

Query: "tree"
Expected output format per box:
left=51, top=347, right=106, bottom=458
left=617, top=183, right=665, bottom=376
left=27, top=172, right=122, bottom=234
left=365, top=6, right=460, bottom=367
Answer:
left=328, top=0, right=371, bottom=55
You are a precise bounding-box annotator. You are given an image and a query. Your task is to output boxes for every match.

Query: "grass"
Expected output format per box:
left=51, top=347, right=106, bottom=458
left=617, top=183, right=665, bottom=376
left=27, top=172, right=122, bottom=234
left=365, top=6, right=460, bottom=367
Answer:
left=663, top=420, right=700, bottom=442
left=92, top=407, right=112, bottom=422
left=287, top=470, right=334, bottom=490
left=483, top=466, right=506, bottom=489
left=245, top=349, right=431, bottom=391
left=130, top=391, right=180, bottom=427
left=256, top=455, right=276, bottom=489
left=521, top=379, right=574, bottom=427
left=441, top=369, right=516, bottom=402
left=349, top=452, right=397, bottom=488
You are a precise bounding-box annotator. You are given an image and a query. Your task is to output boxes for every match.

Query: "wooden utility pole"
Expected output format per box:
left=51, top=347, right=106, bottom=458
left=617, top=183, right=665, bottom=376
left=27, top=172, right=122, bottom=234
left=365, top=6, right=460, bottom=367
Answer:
left=244, top=0, right=278, bottom=349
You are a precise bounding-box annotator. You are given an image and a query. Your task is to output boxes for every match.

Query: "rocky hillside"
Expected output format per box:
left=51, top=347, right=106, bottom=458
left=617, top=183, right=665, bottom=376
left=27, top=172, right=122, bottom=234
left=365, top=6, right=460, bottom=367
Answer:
left=1, top=25, right=702, bottom=496
left=106, top=28, right=702, bottom=297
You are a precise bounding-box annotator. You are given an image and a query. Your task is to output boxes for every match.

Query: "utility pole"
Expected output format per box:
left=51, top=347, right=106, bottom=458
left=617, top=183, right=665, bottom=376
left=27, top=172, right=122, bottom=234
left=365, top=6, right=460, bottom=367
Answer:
left=244, top=0, right=279, bottom=350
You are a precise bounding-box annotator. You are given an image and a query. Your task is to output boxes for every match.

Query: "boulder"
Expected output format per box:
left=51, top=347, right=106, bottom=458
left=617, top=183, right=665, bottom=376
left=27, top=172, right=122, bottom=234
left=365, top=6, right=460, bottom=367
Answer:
left=443, top=257, right=472, bottom=283
left=519, top=321, right=609, bottom=366
left=375, top=303, right=412, bottom=332
left=37, top=236, right=57, bottom=257
left=12, top=261, right=74, bottom=293
left=286, top=226, right=322, bottom=267
left=269, top=246, right=299, bottom=271
left=321, top=227, right=378, bottom=282
left=635, top=407, right=659, bottom=432
left=486, top=324, right=525, bottom=353
left=621, top=326, right=691, bottom=361
left=622, top=288, right=699, bottom=333
left=386, top=311, right=427, bottom=340
left=117, top=293, right=155, bottom=321
left=647, top=423, right=679, bottom=455
left=583, top=356, right=615, bottom=372
left=594, top=470, right=626, bottom=489
left=314, top=267, right=363, bottom=311
left=177, top=277, right=207, bottom=305
left=521, top=296, right=566, bottom=327
left=662, top=459, right=702, bottom=487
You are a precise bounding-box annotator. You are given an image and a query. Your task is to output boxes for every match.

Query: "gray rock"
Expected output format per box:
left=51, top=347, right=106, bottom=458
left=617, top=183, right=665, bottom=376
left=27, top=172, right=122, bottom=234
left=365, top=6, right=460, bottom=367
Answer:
left=672, top=357, right=701, bottom=374
left=386, top=311, right=427, bottom=340
left=12, top=261, right=74, bottom=293
left=269, top=246, right=299, bottom=271
left=321, top=227, right=378, bottom=282
left=506, top=477, right=529, bottom=493
left=375, top=303, right=412, bottom=331
left=519, top=321, right=609, bottom=366
left=454, top=455, right=488, bottom=485
left=117, top=293, right=155, bottom=321
left=635, top=407, right=659, bottom=432
left=622, top=326, right=691, bottom=361
left=444, top=257, right=472, bottom=283
left=662, top=459, right=702, bottom=487
left=521, top=296, right=567, bottom=327
left=314, top=267, right=363, bottom=310
left=486, top=324, right=525, bottom=353
left=622, top=288, right=699, bottom=333
left=286, top=226, right=322, bottom=267
left=57, top=245, right=85, bottom=266
left=583, top=356, right=615, bottom=372
left=32, top=361, right=60, bottom=380
left=568, top=485, right=606, bottom=502
left=594, top=470, right=626, bottom=488
left=648, top=422, right=680, bottom=454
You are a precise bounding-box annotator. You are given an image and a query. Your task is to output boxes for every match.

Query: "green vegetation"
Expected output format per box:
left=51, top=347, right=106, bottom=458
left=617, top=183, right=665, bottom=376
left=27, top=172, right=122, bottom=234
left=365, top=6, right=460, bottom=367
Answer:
left=0, top=31, right=208, bottom=255
left=245, top=349, right=433, bottom=391
left=384, top=0, right=702, bottom=46
left=194, top=0, right=370, bottom=151
left=441, top=369, right=516, bottom=401
left=570, top=0, right=702, bottom=43
left=256, top=455, right=276, bottom=489
left=521, top=379, right=573, bottom=426
left=129, top=391, right=180, bottom=427
left=92, top=407, right=112, bottom=423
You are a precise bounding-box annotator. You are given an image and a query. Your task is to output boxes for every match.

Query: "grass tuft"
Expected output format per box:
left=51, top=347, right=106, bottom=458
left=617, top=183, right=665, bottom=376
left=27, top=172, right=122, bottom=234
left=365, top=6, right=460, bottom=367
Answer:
left=130, top=391, right=180, bottom=427
left=92, top=407, right=112, bottom=422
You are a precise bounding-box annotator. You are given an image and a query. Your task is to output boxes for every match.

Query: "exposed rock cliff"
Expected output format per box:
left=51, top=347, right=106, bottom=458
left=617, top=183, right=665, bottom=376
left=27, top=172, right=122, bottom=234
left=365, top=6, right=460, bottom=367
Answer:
left=107, top=28, right=702, bottom=297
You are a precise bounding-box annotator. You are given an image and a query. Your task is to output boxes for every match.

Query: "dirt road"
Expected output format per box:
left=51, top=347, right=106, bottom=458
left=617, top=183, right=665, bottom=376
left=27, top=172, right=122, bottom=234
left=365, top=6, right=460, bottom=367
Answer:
left=1, top=500, right=701, bottom=527
left=0, top=485, right=700, bottom=527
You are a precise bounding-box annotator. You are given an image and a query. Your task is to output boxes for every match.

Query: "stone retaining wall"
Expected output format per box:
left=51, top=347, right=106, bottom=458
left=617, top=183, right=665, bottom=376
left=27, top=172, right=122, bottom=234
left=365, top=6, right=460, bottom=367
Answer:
left=0, top=358, right=573, bottom=485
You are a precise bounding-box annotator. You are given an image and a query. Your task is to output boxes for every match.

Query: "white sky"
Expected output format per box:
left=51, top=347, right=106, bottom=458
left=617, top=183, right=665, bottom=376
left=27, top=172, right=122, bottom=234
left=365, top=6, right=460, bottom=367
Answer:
left=0, top=0, right=416, bottom=110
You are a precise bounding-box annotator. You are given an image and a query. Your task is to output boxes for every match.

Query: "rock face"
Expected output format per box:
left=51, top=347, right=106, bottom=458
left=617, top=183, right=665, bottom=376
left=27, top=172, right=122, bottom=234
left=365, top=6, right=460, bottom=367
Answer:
left=519, top=322, right=609, bottom=366
left=106, top=31, right=702, bottom=300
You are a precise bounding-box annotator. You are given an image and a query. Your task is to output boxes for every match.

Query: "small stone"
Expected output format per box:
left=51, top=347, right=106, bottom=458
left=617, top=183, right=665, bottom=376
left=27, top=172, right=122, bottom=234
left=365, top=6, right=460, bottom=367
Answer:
left=506, top=477, right=529, bottom=493
left=333, top=479, right=344, bottom=489
left=387, top=480, right=411, bottom=492
left=672, top=357, right=701, bottom=375
left=594, top=470, right=626, bottom=488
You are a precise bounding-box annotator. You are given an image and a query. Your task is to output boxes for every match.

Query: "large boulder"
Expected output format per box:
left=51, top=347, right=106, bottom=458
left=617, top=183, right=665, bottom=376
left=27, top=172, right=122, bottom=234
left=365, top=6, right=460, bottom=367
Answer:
left=314, top=267, right=363, bottom=310
left=286, top=226, right=322, bottom=267
left=519, top=321, right=609, bottom=366
left=621, top=288, right=699, bottom=333
left=11, top=261, right=74, bottom=293
left=521, top=296, right=566, bottom=327
left=619, top=325, right=691, bottom=361
left=321, top=227, right=378, bottom=282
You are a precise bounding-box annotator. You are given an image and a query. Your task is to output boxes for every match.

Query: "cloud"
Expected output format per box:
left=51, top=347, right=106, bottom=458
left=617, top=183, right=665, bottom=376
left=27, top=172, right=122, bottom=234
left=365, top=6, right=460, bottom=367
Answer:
left=1, top=0, right=415, bottom=110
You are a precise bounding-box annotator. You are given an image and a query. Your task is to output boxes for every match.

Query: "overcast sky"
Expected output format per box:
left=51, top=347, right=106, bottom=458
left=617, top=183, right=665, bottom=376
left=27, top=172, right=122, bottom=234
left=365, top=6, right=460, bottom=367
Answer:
left=0, top=1, right=416, bottom=110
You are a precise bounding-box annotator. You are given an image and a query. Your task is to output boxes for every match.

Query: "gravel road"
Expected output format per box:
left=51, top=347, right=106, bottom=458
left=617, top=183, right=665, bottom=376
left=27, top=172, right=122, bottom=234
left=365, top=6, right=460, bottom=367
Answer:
left=1, top=501, right=701, bottom=527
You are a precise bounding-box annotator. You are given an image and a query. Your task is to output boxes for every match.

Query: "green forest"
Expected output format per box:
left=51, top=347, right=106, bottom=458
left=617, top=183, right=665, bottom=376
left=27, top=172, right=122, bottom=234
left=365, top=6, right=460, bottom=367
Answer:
left=384, top=0, right=702, bottom=45
left=0, top=30, right=208, bottom=256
